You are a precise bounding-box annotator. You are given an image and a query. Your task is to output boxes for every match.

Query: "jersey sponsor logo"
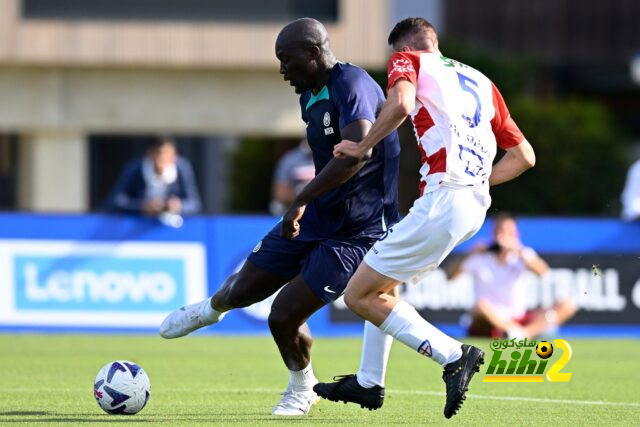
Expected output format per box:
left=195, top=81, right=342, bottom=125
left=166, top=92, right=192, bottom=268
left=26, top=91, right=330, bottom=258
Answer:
left=323, top=112, right=331, bottom=127
left=324, top=127, right=334, bottom=135
left=388, top=57, right=415, bottom=78
left=323, top=285, right=337, bottom=294
left=458, top=144, right=486, bottom=177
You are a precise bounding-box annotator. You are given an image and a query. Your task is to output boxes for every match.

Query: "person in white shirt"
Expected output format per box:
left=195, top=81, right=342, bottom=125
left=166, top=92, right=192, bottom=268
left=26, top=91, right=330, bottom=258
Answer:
left=450, top=214, right=576, bottom=339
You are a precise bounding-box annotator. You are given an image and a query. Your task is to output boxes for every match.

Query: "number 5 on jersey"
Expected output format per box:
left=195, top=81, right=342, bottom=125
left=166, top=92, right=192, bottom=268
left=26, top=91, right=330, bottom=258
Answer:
left=457, top=72, right=481, bottom=128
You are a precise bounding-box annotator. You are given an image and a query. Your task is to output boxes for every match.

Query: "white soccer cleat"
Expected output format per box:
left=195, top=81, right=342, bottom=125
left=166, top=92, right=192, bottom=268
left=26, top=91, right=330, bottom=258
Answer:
left=159, top=298, right=223, bottom=339
left=272, top=388, right=319, bottom=416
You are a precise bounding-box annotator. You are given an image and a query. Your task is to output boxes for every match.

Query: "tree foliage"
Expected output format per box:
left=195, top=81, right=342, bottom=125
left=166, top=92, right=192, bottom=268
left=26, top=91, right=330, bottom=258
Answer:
left=492, top=97, right=628, bottom=214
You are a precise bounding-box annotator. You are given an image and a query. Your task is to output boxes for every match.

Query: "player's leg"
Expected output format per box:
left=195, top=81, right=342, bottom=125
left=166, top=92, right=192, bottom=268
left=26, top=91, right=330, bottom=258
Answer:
left=343, top=261, right=466, bottom=365
left=269, top=276, right=324, bottom=371
left=312, top=286, right=397, bottom=411
left=314, top=241, right=470, bottom=412
left=160, top=223, right=311, bottom=339
left=355, top=286, right=398, bottom=388
left=315, top=189, right=487, bottom=418
left=270, top=237, right=388, bottom=415
left=211, top=261, right=289, bottom=310
left=159, top=260, right=290, bottom=339
left=269, top=275, right=324, bottom=416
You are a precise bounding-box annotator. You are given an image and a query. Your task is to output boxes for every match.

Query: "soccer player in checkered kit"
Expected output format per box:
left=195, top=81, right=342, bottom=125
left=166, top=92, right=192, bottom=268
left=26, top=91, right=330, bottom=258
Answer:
left=314, top=18, right=536, bottom=418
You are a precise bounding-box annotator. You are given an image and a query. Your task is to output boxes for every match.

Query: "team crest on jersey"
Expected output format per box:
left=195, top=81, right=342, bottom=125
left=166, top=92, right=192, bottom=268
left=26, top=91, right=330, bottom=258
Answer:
left=418, top=339, right=432, bottom=357
left=389, top=57, right=415, bottom=77
left=323, top=112, right=331, bottom=127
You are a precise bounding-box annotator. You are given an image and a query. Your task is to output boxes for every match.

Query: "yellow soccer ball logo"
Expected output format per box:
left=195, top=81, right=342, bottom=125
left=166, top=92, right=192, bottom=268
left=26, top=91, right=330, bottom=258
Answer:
left=536, top=341, right=554, bottom=359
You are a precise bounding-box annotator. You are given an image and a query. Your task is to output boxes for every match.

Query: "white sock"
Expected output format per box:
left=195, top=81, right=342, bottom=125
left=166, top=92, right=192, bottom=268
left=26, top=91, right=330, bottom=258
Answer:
left=380, top=301, right=462, bottom=366
left=356, top=321, right=393, bottom=388
left=200, top=297, right=226, bottom=323
left=288, top=363, right=318, bottom=391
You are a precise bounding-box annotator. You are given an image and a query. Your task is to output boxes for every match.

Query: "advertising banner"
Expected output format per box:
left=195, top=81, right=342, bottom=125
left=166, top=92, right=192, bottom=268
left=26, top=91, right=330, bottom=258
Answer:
left=0, top=214, right=638, bottom=335
left=0, top=239, right=206, bottom=327
left=330, top=254, right=640, bottom=325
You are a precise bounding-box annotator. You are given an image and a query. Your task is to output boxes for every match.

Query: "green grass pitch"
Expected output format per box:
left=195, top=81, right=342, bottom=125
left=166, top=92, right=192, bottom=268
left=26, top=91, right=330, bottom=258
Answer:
left=0, top=334, right=639, bottom=425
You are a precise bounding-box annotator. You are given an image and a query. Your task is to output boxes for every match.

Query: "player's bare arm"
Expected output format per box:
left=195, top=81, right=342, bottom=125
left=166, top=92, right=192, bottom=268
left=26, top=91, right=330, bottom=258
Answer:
left=488, top=139, right=536, bottom=186
left=281, top=119, right=373, bottom=239
left=333, top=80, right=416, bottom=159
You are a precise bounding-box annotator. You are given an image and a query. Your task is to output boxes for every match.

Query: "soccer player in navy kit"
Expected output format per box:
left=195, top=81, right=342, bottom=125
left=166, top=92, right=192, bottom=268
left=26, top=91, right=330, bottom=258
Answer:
left=161, top=18, right=400, bottom=415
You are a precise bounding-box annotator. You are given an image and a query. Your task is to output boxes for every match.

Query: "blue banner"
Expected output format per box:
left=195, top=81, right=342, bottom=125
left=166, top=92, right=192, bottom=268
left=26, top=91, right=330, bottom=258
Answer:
left=0, top=213, right=638, bottom=335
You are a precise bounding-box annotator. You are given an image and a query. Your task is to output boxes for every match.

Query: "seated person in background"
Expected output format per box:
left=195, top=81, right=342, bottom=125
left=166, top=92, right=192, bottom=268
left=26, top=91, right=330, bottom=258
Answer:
left=269, top=139, right=315, bottom=215
left=105, top=137, right=202, bottom=224
left=449, top=214, right=576, bottom=339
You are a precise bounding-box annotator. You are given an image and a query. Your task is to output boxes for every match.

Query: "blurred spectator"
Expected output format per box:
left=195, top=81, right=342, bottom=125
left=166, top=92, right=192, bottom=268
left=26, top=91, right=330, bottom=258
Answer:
left=450, top=214, right=576, bottom=339
left=269, top=139, right=315, bottom=215
left=105, top=137, right=201, bottom=225
left=621, top=158, right=640, bottom=221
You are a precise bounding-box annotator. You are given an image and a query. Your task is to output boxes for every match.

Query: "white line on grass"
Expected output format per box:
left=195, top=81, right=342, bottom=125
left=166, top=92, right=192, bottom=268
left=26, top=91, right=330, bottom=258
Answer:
left=389, top=389, right=640, bottom=408
left=3, top=387, right=639, bottom=408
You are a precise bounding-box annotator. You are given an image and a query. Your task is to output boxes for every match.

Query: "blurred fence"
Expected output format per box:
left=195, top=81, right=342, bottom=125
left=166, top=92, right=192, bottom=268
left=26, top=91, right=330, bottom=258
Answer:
left=0, top=213, right=639, bottom=336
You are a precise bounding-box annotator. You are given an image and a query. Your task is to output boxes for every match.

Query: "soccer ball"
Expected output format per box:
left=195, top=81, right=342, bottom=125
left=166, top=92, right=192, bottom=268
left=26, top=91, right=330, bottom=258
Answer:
left=536, top=341, right=554, bottom=359
left=93, top=360, right=151, bottom=415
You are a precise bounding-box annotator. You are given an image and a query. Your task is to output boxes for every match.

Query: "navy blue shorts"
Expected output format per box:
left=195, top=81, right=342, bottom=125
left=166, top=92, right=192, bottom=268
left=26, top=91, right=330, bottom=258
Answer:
left=247, top=222, right=378, bottom=303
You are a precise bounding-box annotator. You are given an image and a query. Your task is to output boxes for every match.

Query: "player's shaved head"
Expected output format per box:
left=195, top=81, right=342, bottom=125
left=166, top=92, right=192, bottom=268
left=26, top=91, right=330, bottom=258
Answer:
left=275, top=18, right=336, bottom=94
left=276, top=17, right=330, bottom=50
left=388, top=17, right=439, bottom=52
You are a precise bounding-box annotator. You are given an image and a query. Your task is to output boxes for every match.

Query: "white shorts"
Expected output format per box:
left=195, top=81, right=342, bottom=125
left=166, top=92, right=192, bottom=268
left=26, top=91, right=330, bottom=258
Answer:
left=364, top=187, right=489, bottom=283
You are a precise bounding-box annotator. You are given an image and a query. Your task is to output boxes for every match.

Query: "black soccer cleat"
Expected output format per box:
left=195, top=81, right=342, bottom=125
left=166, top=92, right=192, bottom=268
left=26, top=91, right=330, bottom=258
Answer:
left=442, top=344, right=484, bottom=419
left=313, top=374, right=384, bottom=410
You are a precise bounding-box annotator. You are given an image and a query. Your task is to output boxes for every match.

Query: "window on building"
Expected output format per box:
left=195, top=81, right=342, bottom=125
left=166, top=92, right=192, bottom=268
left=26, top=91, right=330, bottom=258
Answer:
left=22, top=0, right=338, bottom=23
left=0, top=135, right=18, bottom=211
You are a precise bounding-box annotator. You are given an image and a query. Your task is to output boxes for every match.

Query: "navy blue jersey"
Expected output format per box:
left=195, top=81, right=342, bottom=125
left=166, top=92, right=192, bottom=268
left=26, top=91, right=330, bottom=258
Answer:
left=299, top=62, right=400, bottom=239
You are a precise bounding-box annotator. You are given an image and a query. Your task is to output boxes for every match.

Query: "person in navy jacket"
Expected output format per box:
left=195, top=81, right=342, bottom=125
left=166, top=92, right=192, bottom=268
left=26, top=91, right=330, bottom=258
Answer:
left=105, top=137, right=202, bottom=216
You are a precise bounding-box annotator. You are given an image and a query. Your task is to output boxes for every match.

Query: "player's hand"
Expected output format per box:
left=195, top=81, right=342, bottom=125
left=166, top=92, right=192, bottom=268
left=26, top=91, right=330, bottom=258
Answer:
left=333, top=139, right=367, bottom=159
left=282, top=204, right=306, bottom=239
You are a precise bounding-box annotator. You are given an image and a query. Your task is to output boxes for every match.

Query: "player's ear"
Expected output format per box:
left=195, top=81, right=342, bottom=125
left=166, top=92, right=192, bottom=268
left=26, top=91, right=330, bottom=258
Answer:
left=306, top=44, right=321, bottom=59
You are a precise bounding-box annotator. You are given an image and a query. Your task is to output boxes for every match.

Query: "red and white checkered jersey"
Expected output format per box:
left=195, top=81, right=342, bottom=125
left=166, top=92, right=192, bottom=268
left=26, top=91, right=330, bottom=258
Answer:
left=387, top=51, right=525, bottom=195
